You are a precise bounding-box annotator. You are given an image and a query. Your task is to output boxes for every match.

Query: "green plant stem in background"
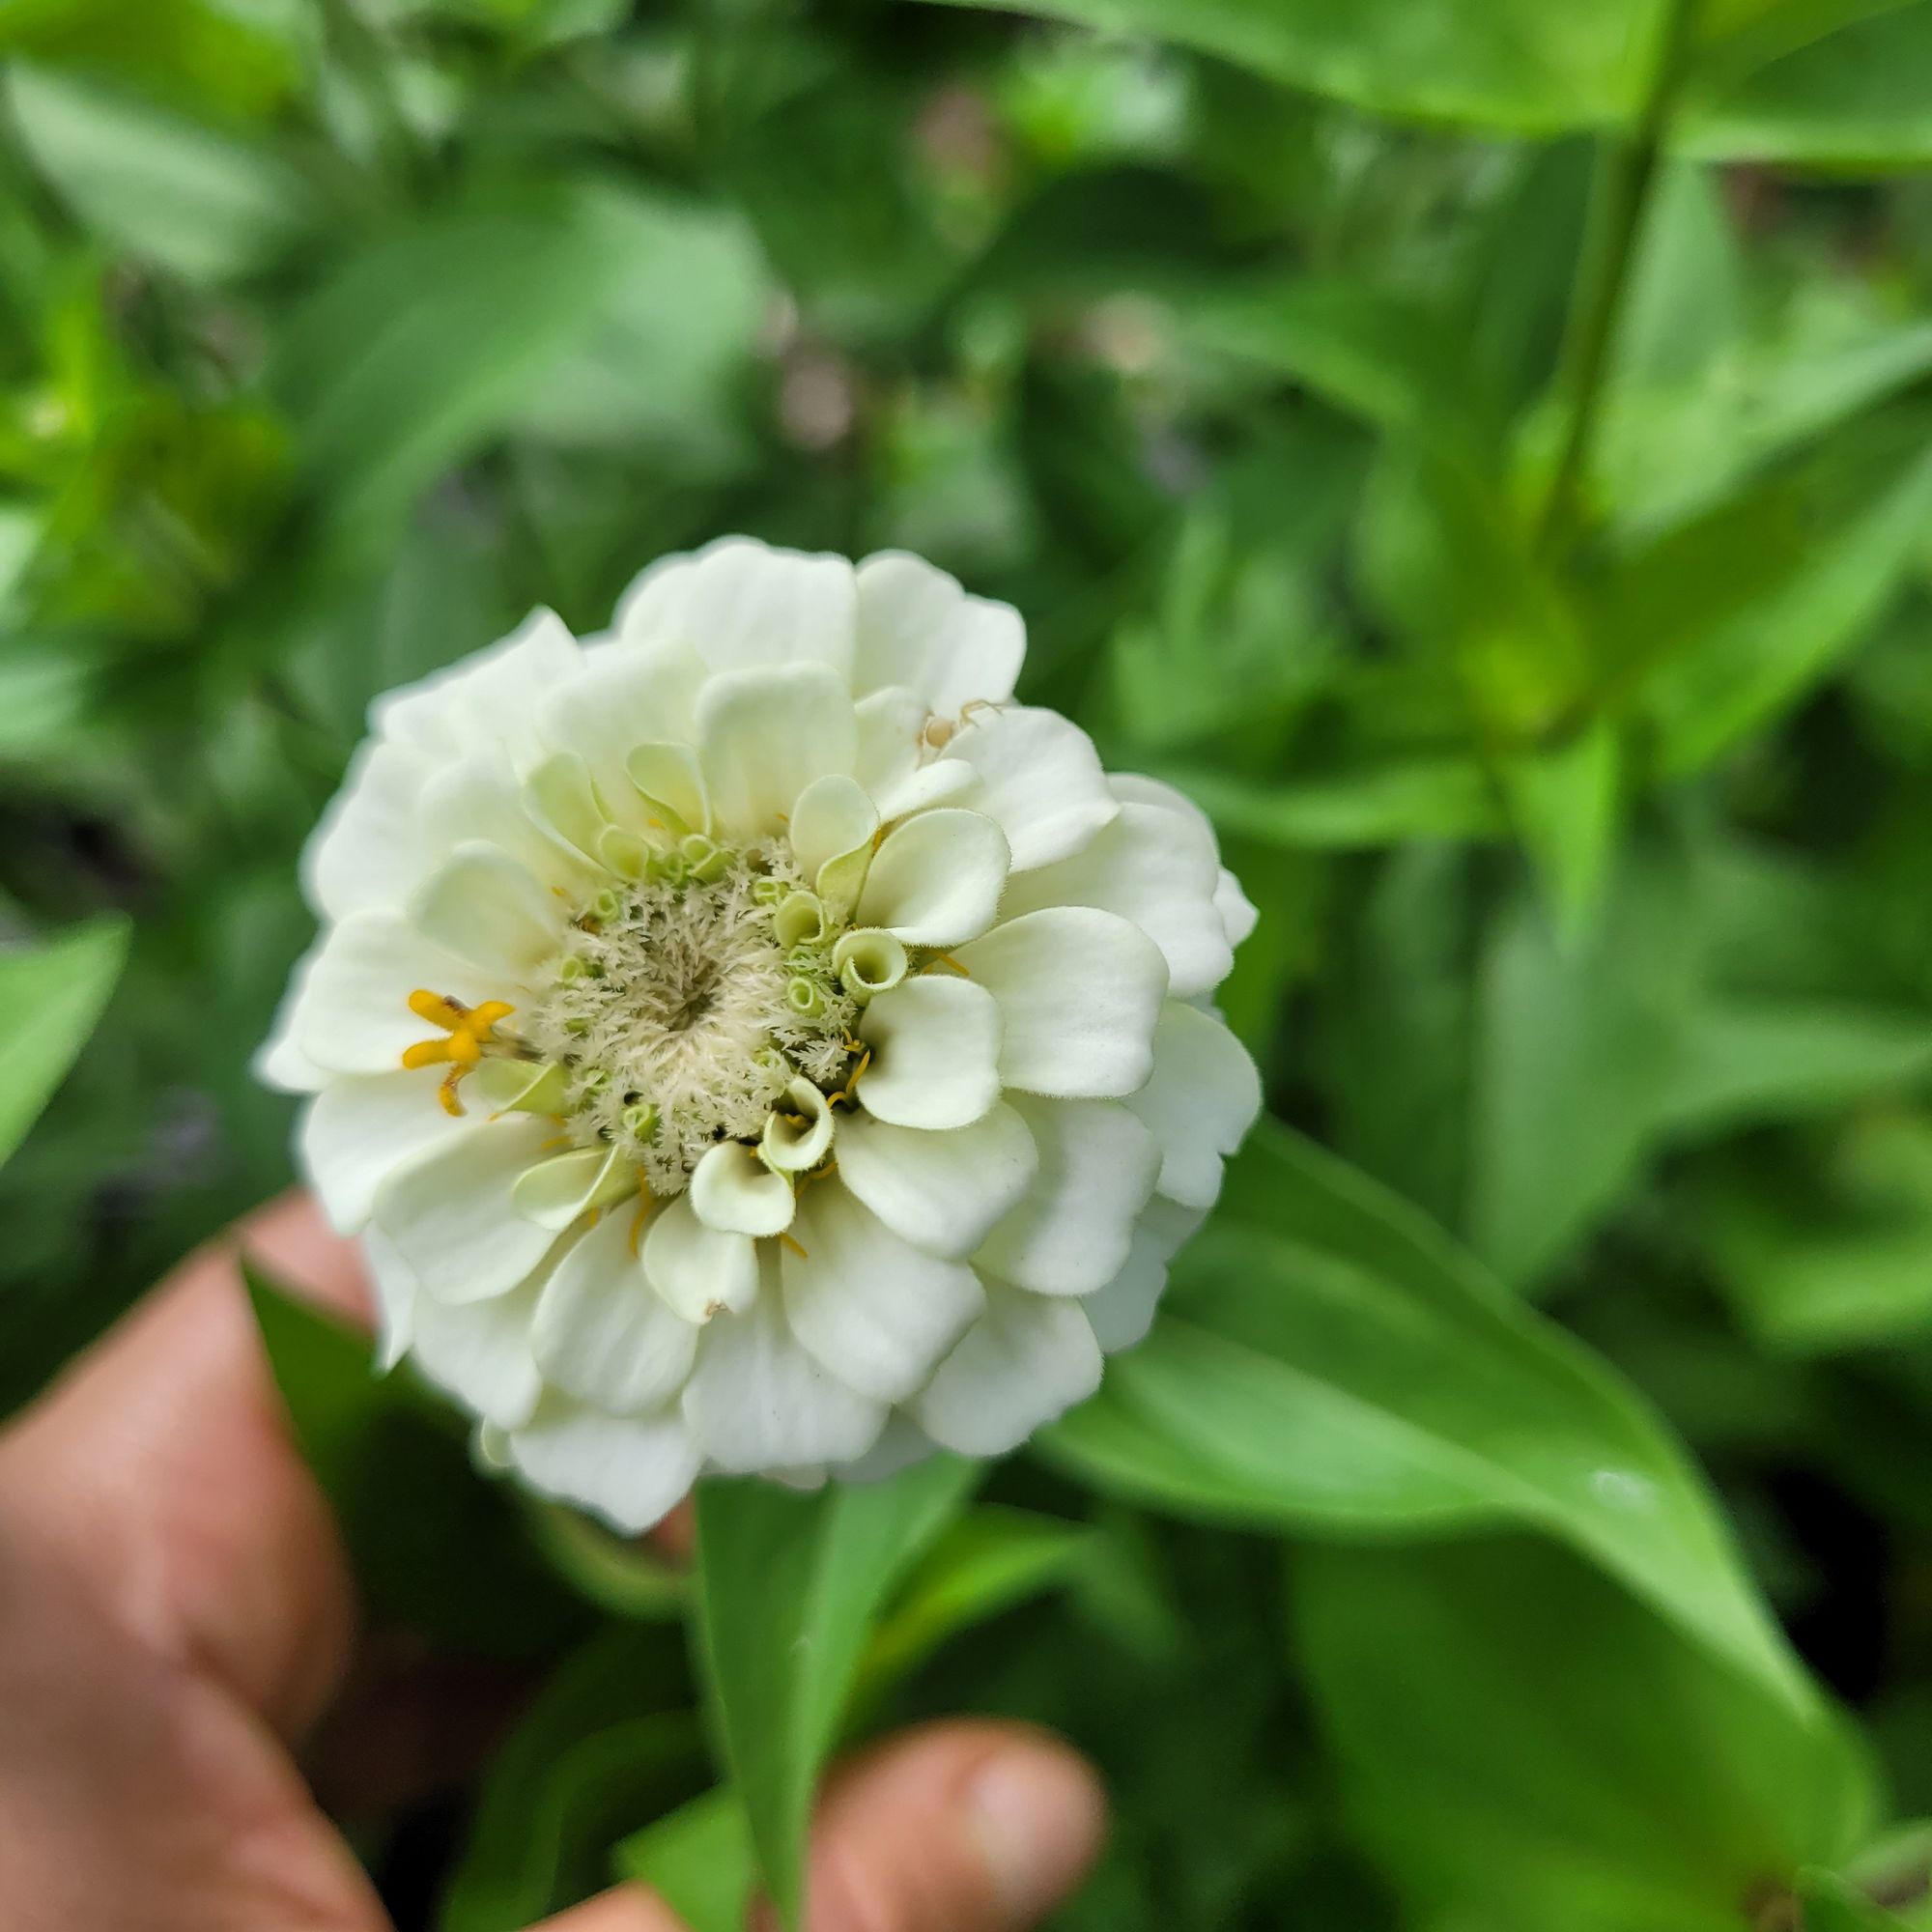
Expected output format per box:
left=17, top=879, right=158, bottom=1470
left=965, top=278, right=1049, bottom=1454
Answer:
left=1536, top=0, right=1705, bottom=558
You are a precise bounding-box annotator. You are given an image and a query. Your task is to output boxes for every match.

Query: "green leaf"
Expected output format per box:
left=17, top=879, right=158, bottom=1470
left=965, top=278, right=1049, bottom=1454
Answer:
left=7, top=65, right=312, bottom=283
left=245, top=1268, right=591, bottom=1659
left=1466, top=842, right=1700, bottom=1283
left=274, top=180, right=739, bottom=549
left=1639, top=440, right=1932, bottom=773
left=1180, top=276, right=1500, bottom=461
left=1690, top=1117, right=1932, bottom=1355
left=1043, top=1121, right=1814, bottom=1716
left=0, top=915, right=128, bottom=1172
left=1296, top=1537, right=1874, bottom=1932
left=439, top=1627, right=700, bottom=1932
left=914, top=0, right=1659, bottom=136
left=853, top=1505, right=1096, bottom=1706
left=0, top=0, right=301, bottom=118
left=521, top=1499, right=690, bottom=1622
left=693, top=1458, right=980, bottom=1929
left=1165, top=757, right=1504, bottom=849
left=1687, top=1, right=1932, bottom=164
left=1498, top=719, right=1623, bottom=940
left=614, top=1788, right=756, bottom=1932
left=1799, top=1874, right=1914, bottom=1932
left=1661, top=1000, right=1932, bottom=1137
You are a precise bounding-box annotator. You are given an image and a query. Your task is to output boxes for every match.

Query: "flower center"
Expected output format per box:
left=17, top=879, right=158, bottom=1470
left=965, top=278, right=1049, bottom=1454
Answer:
left=522, top=844, right=857, bottom=1196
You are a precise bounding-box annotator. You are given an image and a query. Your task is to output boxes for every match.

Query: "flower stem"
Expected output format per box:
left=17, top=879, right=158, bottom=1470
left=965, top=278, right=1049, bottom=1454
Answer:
left=1535, top=0, right=1704, bottom=557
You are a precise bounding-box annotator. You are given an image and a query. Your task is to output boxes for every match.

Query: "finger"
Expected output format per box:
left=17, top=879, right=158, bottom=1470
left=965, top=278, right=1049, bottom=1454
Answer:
left=527, top=1885, right=682, bottom=1931
left=0, top=1191, right=369, bottom=1739
left=781, top=1720, right=1106, bottom=1932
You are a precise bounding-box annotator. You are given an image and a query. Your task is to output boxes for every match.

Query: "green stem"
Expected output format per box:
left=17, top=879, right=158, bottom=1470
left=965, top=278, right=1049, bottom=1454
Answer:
left=1535, top=0, right=1703, bottom=557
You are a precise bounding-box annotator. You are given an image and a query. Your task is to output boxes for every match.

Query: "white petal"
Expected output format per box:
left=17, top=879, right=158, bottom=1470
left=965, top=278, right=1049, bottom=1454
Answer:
left=1083, top=1196, right=1205, bottom=1353
left=858, top=975, right=1002, bottom=1129
left=953, top=907, right=1167, bottom=1099
left=761, top=1078, right=836, bottom=1174
left=641, top=1192, right=761, bottom=1321
left=781, top=1185, right=983, bottom=1402
left=291, top=913, right=503, bottom=1077
left=511, top=1146, right=634, bottom=1231
left=681, top=1283, right=886, bottom=1473
left=852, top=552, right=1025, bottom=714
left=790, top=774, right=878, bottom=905
left=621, top=537, right=858, bottom=683
left=854, top=687, right=978, bottom=821
left=856, top=809, right=1009, bottom=949
left=626, top=741, right=710, bottom=837
left=911, top=1286, right=1101, bottom=1456
left=854, top=688, right=923, bottom=806
left=696, top=663, right=858, bottom=841
left=833, top=1412, right=940, bottom=1485
left=1214, top=867, right=1258, bottom=950
left=506, top=1396, right=701, bottom=1535
left=690, top=1140, right=796, bottom=1236
left=1126, top=1003, right=1263, bottom=1210
left=298, top=1073, right=469, bottom=1233
left=521, top=751, right=618, bottom=867
left=537, top=637, right=708, bottom=801
left=835, top=1103, right=1037, bottom=1260
left=940, top=707, right=1119, bottom=871
left=375, top=608, right=581, bottom=772
left=409, top=842, right=568, bottom=980
left=531, top=1212, right=699, bottom=1412
left=420, top=747, right=590, bottom=890
left=257, top=932, right=330, bottom=1092
left=410, top=1270, right=545, bottom=1431
left=975, top=1096, right=1160, bottom=1294
left=373, top=1115, right=561, bottom=1304
left=998, top=801, right=1231, bottom=998
left=363, top=1225, right=418, bottom=1369
left=305, top=737, right=435, bottom=921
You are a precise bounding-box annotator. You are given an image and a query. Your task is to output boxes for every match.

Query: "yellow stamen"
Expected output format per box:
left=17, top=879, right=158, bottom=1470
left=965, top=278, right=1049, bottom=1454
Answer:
left=779, top=1232, right=809, bottom=1260
left=827, top=1047, right=872, bottom=1109
left=922, top=952, right=971, bottom=977
left=402, top=989, right=516, bottom=1115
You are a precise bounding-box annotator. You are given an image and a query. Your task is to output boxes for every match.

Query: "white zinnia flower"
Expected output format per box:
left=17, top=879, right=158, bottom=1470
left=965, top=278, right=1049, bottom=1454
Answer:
left=260, top=538, right=1261, bottom=1531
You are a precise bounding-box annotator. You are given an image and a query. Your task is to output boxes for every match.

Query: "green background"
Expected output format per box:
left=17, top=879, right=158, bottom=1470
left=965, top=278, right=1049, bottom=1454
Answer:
left=7, top=0, right=1932, bottom=1924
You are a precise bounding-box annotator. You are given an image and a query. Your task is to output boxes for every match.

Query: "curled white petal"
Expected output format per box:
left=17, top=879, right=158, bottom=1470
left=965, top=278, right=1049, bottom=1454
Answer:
left=642, top=1193, right=760, bottom=1321
left=856, top=809, right=1009, bottom=950
left=690, top=1140, right=796, bottom=1236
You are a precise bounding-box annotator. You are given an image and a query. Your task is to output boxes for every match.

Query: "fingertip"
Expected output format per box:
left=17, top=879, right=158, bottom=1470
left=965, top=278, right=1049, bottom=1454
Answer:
left=807, top=1719, right=1107, bottom=1932
left=526, top=1882, right=684, bottom=1932
left=240, top=1190, right=372, bottom=1326
left=960, top=1728, right=1107, bottom=1924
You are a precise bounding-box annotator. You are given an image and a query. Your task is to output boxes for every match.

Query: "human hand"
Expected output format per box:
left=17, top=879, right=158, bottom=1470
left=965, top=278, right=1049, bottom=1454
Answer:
left=0, top=1193, right=1105, bottom=1932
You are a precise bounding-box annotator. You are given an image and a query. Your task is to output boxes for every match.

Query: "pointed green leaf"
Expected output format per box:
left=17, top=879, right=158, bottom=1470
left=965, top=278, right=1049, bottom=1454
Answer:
left=693, top=1458, right=980, bottom=1928
left=0, top=916, right=128, bottom=1173
left=1044, top=1121, right=1814, bottom=1717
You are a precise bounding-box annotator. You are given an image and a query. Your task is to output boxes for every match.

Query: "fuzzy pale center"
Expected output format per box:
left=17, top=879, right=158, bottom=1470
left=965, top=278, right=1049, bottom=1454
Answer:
left=524, top=848, right=856, bottom=1195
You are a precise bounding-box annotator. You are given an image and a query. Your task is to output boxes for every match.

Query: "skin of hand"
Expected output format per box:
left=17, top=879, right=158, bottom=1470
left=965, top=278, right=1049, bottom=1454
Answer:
left=0, top=1193, right=1106, bottom=1932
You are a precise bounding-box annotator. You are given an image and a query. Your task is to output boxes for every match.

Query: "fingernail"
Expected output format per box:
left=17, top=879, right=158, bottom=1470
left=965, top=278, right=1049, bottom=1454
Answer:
left=965, top=1742, right=1106, bottom=1925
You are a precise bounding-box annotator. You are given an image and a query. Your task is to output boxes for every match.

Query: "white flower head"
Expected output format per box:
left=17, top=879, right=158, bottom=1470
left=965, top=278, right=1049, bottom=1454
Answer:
left=261, top=539, right=1262, bottom=1531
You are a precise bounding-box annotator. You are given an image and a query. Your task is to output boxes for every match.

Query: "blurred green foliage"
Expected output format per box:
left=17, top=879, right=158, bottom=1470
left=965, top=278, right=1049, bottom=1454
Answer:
left=9, top=0, right=1932, bottom=1924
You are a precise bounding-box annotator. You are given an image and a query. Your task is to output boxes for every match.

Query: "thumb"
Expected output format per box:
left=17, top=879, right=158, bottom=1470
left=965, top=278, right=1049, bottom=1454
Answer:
left=770, top=1720, right=1106, bottom=1932
left=526, top=1720, right=1105, bottom=1932
left=527, top=1890, right=682, bottom=1932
